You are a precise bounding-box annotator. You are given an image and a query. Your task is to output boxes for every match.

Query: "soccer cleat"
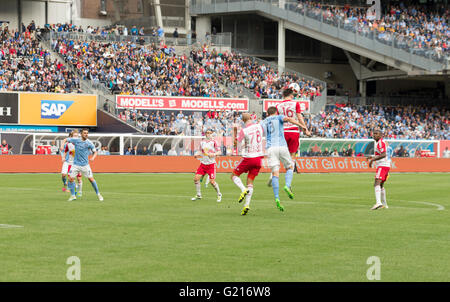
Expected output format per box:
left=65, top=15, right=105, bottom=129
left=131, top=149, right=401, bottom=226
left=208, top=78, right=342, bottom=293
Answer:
left=77, top=191, right=83, bottom=198
left=191, top=195, right=202, bottom=201
left=267, top=176, right=272, bottom=187
left=217, top=193, right=222, bottom=203
left=241, top=206, right=250, bottom=216
left=276, top=198, right=285, bottom=212
left=97, top=194, right=104, bottom=201
left=62, top=187, right=68, bottom=192
left=67, top=195, right=77, bottom=202
left=283, top=185, right=294, bottom=199
left=237, top=189, right=249, bottom=203
left=371, top=203, right=383, bottom=210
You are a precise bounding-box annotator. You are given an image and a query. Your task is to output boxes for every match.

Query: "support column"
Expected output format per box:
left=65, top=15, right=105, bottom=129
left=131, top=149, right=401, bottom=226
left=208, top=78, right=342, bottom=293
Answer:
left=359, top=80, right=367, bottom=98
left=154, top=0, right=163, bottom=29
left=18, top=0, right=22, bottom=33
left=278, top=19, right=285, bottom=72
left=185, top=0, right=191, bottom=33
left=196, top=16, right=211, bottom=44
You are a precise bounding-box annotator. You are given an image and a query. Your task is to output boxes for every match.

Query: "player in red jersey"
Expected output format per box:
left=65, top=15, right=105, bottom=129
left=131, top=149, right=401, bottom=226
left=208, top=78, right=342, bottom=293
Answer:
left=367, top=129, right=392, bottom=210
left=266, top=87, right=311, bottom=188
left=231, top=113, right=265, bottom=216
left=191, top=129, right=222, bottom=202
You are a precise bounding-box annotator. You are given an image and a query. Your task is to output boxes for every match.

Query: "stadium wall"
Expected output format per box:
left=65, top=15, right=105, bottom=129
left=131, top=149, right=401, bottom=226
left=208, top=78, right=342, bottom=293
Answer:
left=1, top=156, right=449, bottom=173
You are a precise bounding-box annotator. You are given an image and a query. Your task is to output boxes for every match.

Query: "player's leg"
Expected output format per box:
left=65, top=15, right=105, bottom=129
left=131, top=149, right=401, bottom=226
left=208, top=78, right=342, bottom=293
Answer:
left=280, top=147, right=295, bottom=199
left=76, top=173, right=83, bottom=197
left=241, top=160, right=261, bottom=216
left=232, top=158, right=250, bottom=203
left=205, top=174, right=210, bottom=188
left=286, top=132, right=300, bottom=173
left=208, top=165, right=221, bottom=202
left=380, top=181, right=388, bottom=208
left=61, top=162, right=69, bottom=192
left=380, top=168, right=389, bottom=208
left=192, top=171, right=204, bottom=201
left=268, top=148, right=284, bottom=211
left=67, top=167, right=78, bottom=201
left=371, top=169, right=383, bottom=210
left=84, top=166, right=103, bottom=201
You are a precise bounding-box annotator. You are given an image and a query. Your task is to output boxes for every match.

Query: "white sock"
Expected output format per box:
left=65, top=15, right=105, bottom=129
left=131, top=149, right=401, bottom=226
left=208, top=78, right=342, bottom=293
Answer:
left=381, top=187, right=387, bottom=206
left=211, top=182, right=221, bottom=195
left=232, top=175, right=246, bottom=192
left=205, top=175, right=210, bottom=185
left=244, top=185, right=253, bottom=207
left=374, top=185, right=382, bottom=205
left=195, top=181, right=201, bottom=196
left=78, top=181, right=83, bottom=193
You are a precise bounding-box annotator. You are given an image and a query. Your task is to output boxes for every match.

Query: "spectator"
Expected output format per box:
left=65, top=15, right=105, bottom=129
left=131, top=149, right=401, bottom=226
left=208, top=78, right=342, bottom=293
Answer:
left=443, top=147, right=450, bottom=158
left=1, top=139, right=13, bottom=155
left=321, top=147, right=330, bottom=157
left=173, top=28, right=179, bottom=45
left=345, top=144, right=354, bottom=157
left=141, top=146, right=149, bottom=155
left=168, top=146, right=177, bottom=156
left=125, top=146, right=133, bottom=155
left=331, top=148, right=339, bottom=157
left=153, top=142, right=163, bottom=155
left=50, top=141, right=59, bottom=155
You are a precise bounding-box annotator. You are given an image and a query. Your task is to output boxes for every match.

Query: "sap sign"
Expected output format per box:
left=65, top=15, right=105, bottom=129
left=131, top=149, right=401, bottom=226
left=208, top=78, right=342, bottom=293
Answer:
left=41, top=100, right=74, bottom=119
left=19, top=93, right=97, bottom=126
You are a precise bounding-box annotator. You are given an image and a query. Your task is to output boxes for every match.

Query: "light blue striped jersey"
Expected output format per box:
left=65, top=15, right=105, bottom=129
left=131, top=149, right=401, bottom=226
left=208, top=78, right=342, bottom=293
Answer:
left=261, top=115, right=287, bottom=149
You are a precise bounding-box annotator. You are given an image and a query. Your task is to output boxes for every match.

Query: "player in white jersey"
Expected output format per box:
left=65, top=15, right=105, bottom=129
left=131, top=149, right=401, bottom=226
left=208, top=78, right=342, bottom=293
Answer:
left=231, top=113, right=265, bottom=215
left=191, top=129, right=222, bottom=202
left=367, top=129, right=392, bottom=210
left=261, top=106, right=307, bottom=211
left=60, top=130, right=82, bottom=195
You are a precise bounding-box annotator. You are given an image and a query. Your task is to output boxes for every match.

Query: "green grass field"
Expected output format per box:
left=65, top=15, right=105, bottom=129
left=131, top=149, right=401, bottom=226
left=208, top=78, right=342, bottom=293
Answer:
left=0, top=172, right=449, bottom=282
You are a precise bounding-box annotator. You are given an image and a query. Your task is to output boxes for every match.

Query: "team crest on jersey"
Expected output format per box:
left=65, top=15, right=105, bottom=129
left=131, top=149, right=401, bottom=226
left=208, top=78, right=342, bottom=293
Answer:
left=41, top=100, right=74, bottom=119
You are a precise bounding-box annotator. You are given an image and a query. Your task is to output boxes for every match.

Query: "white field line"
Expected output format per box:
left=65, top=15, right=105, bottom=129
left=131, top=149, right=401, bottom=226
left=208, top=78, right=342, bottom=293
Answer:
left=0, top=224, right=24, bottom=229
left=0, top=187, right=445, bottom=211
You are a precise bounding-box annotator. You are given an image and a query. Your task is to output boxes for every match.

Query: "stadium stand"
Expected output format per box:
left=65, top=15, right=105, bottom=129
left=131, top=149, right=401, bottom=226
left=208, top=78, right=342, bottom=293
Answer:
left=0, top=27, right=81, bottom=93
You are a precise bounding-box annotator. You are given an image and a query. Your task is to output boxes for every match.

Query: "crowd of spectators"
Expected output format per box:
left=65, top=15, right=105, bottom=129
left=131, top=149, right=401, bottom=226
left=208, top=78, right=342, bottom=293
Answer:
left=289, top=1, right=449, bottom=60
left=118, top=108, right=250, bottom=135
left=191, top=47, right=324, bottom=100
left=53, top=38, right=231, bottom=97
left=310, top=103, right=449, bottom=140
left=0, top=26, right=81, bottom=93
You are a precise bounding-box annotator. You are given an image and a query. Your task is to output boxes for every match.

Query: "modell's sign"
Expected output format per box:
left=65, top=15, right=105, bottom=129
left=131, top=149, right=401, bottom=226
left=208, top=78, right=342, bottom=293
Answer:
left=116, top=95, right=249, bottom=112
left=263, top=99, right=310, bottom=113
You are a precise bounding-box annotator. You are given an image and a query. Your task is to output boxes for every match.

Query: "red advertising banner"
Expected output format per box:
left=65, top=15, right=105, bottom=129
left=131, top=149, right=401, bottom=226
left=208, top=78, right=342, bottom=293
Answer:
left=116, top=95, right=249, bottom=112
left=263, top=99, right=310, bottom=113
left=1, top=156, right=450, bottom=173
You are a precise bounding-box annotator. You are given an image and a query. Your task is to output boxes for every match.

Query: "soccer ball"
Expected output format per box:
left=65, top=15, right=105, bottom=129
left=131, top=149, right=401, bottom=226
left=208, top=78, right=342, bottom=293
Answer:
left=288, top=83, right=300, bottom=94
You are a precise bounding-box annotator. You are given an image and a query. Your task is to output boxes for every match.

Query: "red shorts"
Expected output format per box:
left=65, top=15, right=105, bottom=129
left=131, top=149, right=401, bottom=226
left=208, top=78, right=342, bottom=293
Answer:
left=284, top=132, right=300, bottom=154
left=233, top=156, right=263, bottom=179
left=375, top=166, right=390, bottom=182
left=196, top=163, right=216, bottom=179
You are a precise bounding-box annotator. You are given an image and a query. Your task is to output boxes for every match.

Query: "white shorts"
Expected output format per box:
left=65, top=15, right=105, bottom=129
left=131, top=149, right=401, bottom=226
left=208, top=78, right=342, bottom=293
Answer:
left=61, top=162, right=73, bottom=174
left=267, top=146, right=294, bottom=172
left=69, top=164, right=93, bottom=178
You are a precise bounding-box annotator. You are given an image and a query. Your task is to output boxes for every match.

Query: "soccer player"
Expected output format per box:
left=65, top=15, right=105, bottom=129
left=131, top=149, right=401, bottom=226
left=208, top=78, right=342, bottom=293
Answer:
left=62, top=128, right=103, bottom=202
left=275, top=87, right=311, bottom=173
left=191, top=129, right=222, bottom=202
left=262, top=106, right=307, bottom=211
left=231, top=113, right=264, bottom=216
left=60, top=131, right=83, bottom=195
left=367, top=129, right=392, bottom=210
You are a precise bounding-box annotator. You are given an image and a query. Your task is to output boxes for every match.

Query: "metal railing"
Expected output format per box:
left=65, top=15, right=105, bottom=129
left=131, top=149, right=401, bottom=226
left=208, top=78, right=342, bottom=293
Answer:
left=190, top=0, right=449, bottom=71
left=43, top=31, right=232, bottom=47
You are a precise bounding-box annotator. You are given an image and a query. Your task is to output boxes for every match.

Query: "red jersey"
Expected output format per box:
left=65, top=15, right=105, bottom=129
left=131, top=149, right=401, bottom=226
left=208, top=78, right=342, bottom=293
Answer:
left=276, top=99, right=302, bottom=133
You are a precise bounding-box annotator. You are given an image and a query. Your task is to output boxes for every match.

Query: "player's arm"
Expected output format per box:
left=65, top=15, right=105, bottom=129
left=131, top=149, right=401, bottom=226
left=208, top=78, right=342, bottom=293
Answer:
left=89, top=143, right=98, bottom=161
left=283, top=116, right=305, bottom=130
left=296, top=112, right=311, bottom=136
left=367, top=152, right=386, bottom=168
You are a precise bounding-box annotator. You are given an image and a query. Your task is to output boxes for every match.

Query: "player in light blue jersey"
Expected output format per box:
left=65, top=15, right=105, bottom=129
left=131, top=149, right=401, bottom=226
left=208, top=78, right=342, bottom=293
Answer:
left=261, top=106, right=306, bottom=211
left=62, top=128, right=103, bottom=202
